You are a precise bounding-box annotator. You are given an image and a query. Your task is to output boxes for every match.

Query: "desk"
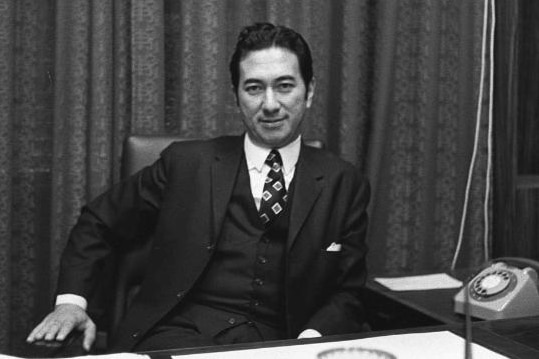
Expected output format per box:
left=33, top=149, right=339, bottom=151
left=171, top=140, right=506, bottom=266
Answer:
left=361, top=273, right=539, bottom=355
left=363, top=277, right=467, bottom=329
left=475, top=316, right=539, bottom=353
left=142, top=317, right=539, bottom=359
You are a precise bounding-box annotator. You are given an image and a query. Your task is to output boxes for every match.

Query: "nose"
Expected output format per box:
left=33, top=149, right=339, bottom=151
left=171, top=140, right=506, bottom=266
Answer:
left=262, top=88, right=280, bottom=115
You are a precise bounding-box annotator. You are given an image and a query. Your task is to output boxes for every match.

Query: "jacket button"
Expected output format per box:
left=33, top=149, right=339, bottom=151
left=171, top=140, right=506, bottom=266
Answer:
left=228, top=317, right=236, bottom=325
left=206, top=244, right=215, bottom=251
left=132, top=331, right=140, bottom=339
left=177, top=291, right=185, bottom=299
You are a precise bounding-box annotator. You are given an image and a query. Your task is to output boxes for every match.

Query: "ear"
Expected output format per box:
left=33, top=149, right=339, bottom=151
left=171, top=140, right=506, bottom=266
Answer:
left=306, top=78, right=316, bottom=109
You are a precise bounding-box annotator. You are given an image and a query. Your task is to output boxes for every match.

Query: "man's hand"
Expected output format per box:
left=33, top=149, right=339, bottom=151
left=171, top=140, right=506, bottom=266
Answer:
left=26, top=303, right=96, bottom=352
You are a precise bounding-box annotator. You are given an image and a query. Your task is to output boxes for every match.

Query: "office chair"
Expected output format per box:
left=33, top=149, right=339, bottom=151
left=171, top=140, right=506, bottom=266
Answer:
left=104, top=134, right=324, bottom=347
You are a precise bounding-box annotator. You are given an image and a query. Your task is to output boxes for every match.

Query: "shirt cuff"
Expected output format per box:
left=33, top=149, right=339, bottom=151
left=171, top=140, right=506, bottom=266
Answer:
left=55, top=294, right=88, bottom=311
left=297, top=329, right=322, bottom=339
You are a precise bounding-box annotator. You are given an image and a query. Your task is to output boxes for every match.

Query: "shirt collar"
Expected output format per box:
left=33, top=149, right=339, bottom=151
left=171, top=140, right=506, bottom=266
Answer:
left=244, top=133, right=301, bottom=175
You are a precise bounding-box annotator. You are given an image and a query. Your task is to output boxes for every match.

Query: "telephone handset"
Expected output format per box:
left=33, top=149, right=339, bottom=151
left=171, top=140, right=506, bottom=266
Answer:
left=454, top=257, right=539, bottom=320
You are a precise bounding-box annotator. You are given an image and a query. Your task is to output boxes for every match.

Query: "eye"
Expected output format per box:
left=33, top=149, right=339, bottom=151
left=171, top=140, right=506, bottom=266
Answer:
left=276, top=82, right=295, bottom=93
left=244, top=84, right=263, bottom=95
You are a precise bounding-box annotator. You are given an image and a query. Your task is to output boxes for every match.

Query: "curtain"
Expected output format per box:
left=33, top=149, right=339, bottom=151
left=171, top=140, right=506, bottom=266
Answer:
left=0, top=0, right=490, bottom=355
left=367, top=0, right=491, bottom=274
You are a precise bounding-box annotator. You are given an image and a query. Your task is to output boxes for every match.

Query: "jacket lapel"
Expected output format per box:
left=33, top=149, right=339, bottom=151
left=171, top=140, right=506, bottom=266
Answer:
left=210, top=136, right=244, bottom=240
left=287, top=144, right=324, bottom=251
left=209, top=137, right=324, bottom=249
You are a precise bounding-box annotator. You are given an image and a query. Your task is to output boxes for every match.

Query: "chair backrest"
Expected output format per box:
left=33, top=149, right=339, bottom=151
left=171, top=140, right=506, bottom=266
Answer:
left=121, top=135, right=191, bottom=178
left=110, top=135, right=189, bottom=337
left=121, top=135, right=324, bottom=177
left=109, top=134, right=324, bottom=338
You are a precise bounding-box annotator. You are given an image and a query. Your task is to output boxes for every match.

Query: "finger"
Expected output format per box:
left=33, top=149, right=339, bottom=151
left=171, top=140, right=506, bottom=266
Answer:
left=43, top=322, right=62, bottom=341
left=82, top=321, right=96, bottom=352
left=29, top=319, right=59, bottom=342
left=27, top=322, right=46, bottom=342
left=55, top=320, right=75, bottom=341
left=28, top=314, right=59, bottom=341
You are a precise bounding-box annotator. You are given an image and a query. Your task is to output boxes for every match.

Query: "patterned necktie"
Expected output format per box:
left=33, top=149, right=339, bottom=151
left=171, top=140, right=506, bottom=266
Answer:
left=259, top=149, right=288, bottom=226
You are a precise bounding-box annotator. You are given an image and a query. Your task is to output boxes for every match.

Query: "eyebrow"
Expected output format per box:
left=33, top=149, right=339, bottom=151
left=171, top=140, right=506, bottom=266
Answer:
left=242, top=75, right=297, bottom=85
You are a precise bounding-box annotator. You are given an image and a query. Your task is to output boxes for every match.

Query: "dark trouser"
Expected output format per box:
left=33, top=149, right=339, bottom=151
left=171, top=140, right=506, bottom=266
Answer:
left=134, top=302, right=286, bottom=352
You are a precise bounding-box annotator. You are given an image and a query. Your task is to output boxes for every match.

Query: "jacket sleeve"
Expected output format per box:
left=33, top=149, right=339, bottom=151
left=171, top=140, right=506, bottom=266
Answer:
left=56, top=149, right=170, bottom=300
left=301, top=173, right=370, bottom=335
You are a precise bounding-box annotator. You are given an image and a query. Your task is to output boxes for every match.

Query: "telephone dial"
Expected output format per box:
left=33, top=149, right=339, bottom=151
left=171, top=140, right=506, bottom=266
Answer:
left=454, top=257, right=539, bottom=320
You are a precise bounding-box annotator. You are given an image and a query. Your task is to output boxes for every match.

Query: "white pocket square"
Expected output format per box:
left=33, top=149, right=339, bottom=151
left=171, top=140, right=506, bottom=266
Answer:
left=326, top=242, right=342, bottom=252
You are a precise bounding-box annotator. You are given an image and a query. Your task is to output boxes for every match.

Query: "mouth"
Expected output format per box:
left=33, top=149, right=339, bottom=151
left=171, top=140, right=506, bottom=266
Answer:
left=259, top=117, right=286, bottom=127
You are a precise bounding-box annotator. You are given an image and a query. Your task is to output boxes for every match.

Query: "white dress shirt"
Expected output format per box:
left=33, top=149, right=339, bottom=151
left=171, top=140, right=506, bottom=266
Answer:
left=244, top=133, right=300, bottom=210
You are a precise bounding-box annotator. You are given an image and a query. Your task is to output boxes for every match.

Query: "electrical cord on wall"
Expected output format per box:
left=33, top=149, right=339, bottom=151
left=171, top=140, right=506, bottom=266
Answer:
left=484, top=0, right=495, bottom=263
left=451, top=0, right=495, bottom=271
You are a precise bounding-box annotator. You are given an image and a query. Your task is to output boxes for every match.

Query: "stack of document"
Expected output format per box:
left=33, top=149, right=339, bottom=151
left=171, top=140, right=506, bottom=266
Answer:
left=374, top=273, right=463, bottom=291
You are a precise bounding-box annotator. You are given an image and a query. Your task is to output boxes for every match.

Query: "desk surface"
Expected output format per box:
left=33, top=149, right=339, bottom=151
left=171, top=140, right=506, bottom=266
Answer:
left=143, top=317, right=539, bottom=359
left=365, top=278, right=466, bottom=325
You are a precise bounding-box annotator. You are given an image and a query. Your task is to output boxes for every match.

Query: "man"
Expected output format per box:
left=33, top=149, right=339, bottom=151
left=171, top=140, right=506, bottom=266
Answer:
left=27, top=22, right=370, bottom=353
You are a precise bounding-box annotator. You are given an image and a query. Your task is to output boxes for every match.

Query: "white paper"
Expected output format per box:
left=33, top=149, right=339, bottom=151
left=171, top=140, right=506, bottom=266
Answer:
left=374, top=273, right=463, bottom=291
left=171, top=331, right=508, bottom=359
left=0, top=354, right=149, bottom=359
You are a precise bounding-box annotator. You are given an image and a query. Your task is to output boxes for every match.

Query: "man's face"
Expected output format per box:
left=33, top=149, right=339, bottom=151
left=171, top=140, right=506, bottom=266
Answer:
left=237, top=47, right=315, bottom=148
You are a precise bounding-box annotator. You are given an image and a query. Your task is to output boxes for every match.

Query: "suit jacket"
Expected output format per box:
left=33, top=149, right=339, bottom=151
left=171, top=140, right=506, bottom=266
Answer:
left=57, top=135, right=370, bottom=351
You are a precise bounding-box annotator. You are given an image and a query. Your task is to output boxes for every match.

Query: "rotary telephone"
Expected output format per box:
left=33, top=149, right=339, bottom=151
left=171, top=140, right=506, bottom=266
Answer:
left=454, top=257, right=539, bottom=320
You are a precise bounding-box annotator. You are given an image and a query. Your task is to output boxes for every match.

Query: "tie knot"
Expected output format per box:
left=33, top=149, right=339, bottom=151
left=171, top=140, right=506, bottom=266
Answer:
left=265, top=149, right=283, bottom=171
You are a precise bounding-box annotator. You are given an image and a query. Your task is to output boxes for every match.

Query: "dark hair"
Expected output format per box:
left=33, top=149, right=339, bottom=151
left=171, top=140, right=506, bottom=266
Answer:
left=229, top=22, right=313, bottom=94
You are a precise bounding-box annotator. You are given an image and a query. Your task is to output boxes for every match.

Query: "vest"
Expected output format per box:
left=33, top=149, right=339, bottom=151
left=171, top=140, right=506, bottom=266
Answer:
left=178, top=156, right=294, bottom=338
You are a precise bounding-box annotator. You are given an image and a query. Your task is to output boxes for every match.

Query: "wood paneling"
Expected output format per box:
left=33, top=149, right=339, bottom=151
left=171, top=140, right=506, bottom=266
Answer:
left=517, top=0, right=539, bottom=175
left=511, top=189, right=539, bottom=255
left=494, top=0, right=539, bottom=260
left=493, top=0, right=519, bottom=258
